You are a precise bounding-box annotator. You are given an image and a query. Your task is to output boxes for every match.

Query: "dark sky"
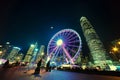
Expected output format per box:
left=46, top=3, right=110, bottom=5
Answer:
left=0, top=0, right=120, bottom=53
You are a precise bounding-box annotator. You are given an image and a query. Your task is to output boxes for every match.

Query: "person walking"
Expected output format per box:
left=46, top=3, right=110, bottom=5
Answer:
left=33, top=58, right=42, bottom=74
left=46, top=60, right=51, bottom=72
left=31, top=58, right=42, bottom=80
left=3, top=59, right=9, bottom=68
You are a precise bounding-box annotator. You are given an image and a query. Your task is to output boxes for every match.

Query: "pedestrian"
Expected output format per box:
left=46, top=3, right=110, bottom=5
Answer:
left=3, top=59, right=9, bottom=68
left=46, top=60, right=51, bottom=72
left=33, top=58, right=42, bottom=74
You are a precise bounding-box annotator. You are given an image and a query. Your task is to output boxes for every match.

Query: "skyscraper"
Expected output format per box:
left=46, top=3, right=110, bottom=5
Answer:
left=15, top=53, right=24, bottom=61
left=36, top=45, right=45, bottom=62
left=80, top=17, right=109, bottom=68
left=7, top=47, right=21, bottom=61
left=23, top=44, right=36, bottom=62
left=1, top=42, right=13, bottom=59
left=30, top=42, right=39, bottom=62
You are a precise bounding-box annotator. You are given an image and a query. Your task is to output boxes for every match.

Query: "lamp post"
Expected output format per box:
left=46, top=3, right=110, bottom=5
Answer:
left=118, top=41, right=120, bottom=45
left=112, top=46, right=119, bottom=52
left=111, top=40, right=120, bottom=61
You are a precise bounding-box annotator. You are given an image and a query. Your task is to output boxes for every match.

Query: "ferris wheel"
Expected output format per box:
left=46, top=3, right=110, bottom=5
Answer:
left=47, top=29, right=82, bottom=64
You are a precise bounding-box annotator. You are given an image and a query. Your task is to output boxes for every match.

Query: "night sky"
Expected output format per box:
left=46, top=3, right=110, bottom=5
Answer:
left=0, top=0, right=120, bottom=54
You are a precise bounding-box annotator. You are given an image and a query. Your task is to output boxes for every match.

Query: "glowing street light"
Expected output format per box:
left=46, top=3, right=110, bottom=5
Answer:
left=112, top=47, right=118, bottom=52
left=109, top=39, right=120, bottom=61
left=0, top=45, right=2, bottom=47
left=118, top=41, right=120, bottom=45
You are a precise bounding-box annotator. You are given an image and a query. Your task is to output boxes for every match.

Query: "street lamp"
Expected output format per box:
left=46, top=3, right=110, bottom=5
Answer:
left=112, top=46, right=118, bottom=52
left=109, top=39, right=120, bottom=61
left=118, top=41, right=120, bottom=45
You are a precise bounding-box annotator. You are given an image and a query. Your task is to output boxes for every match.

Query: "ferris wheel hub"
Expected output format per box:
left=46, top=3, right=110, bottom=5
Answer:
left=56, top=39, right=63, bottom=46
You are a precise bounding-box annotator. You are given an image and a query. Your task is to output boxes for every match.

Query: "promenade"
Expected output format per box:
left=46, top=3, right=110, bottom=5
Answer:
left=0, top=66, right=120, bottom=80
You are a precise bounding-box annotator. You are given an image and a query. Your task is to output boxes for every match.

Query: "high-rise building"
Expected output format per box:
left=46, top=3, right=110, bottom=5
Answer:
left=36, top=45, right=45, bottom=62
left=7, top=47, right=21, bottom=61
left=24, top=43, right=36, bottom=62
left=30, top=42, right=39, bottom=62
left=80, top=17, right=111, bottom=68
left=15, top=53, right=24, bottom=61
left=1, top=42, right=13, bottom=59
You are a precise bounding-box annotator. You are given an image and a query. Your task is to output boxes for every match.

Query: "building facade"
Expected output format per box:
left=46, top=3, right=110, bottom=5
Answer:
left=36, top=45, right=45, bottom=62
left=30, top=42, right=39, bottom=62
left=1, top=42, right=13, bottom=59
left=23, top=44, right=36, bottom=62
left=7, top=47, right=21, bottom=61
left=80, top=17, right=109, bottom=68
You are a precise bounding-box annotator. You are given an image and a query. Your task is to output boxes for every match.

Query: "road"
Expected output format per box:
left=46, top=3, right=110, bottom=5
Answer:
left=0, top=66, right=120, bottom=80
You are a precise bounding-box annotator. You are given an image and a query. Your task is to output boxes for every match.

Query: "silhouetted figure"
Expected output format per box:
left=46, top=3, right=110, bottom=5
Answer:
left=14, top=61, right=20, bottom=66
left=46, top=60, right=51, bottom=72
left=3, top=60, right=9, bottom=68
left=33, top=58, right=42, bottom=74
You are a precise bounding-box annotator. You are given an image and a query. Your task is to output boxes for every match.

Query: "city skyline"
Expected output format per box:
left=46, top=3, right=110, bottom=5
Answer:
left=0, top=0, right=120, bottom=54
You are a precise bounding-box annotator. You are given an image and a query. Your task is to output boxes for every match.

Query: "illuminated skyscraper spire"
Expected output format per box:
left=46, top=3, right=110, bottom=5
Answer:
left=80, top=17, right=107, bottom=67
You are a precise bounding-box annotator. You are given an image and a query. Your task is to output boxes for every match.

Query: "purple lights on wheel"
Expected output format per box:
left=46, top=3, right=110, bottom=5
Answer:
left=47, top=29, right=82, bottom=64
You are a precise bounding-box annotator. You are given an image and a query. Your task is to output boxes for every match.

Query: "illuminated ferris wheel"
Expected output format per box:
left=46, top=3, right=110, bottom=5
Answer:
left=47, top=29, right=82, bottom=64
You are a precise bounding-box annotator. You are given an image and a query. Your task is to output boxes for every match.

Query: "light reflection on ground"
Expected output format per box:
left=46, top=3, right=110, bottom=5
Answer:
left=0, top=66, right=120, bottom=80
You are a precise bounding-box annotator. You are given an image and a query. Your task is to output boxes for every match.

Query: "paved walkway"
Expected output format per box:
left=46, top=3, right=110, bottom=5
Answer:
left=0, top=66, right=120, bottom=80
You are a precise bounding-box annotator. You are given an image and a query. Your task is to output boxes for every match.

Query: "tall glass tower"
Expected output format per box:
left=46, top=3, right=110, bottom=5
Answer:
left=36, top=45, right=45, bottom=62
left=2, top=42, right=13, bottom=59
left=7, top=47, right=21, bottom=61
left=24, top=44, right=36, bottom=62
left=80, top=17, right=108, bottom=67
left=15, top=53, right=24, bottom=61
left=30, top=42, right=38, bottom=62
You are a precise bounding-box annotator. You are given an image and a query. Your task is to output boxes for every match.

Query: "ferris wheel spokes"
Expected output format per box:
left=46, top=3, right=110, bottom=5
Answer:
left=49, top=46, right=58, bottom=57
left=67, top=33, right=76, bottom=40
left=68, top=40, right=80, bottom=43
left=52, top=47, right=61, bottom=61
left=67, top=36, right=79, bottom=42
left=66, top=46, right=77, bottom=54
left=62, top=45, right=74, bottom=64
left=67, top=44, right=79, bottom=48
left=51, top=40, right=57, bottom=43
left=50, top=47, right=59, bottom=61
